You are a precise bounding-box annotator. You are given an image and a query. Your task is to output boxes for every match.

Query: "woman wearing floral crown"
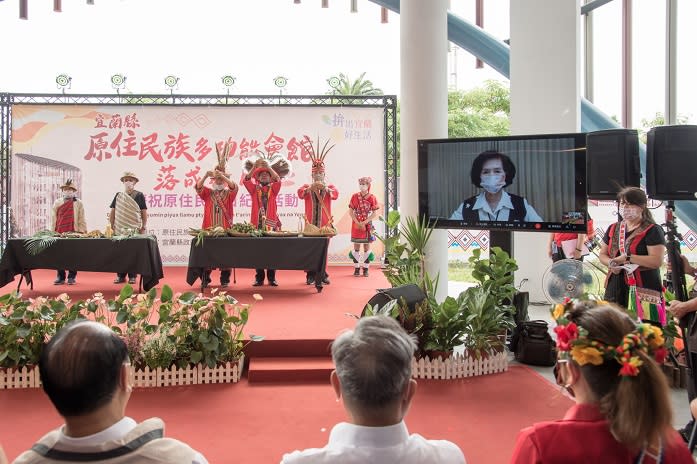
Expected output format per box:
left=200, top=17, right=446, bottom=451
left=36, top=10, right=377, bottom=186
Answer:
left=510, top=301, right=692, bottom=463
left=348, top=177, right=379, bottom=277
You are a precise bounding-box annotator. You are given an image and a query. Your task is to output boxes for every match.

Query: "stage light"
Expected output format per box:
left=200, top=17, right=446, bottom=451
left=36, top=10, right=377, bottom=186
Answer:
left=327, top=76, right=340, bottom=91
left=54, top=0, right=61, bottom=12
left=381, top=7, right=388, bottom=23
left=56, top=74, right=72, bottom=93
left=294, top=0, right=300, bottom=3
left=221, top=75, right=236, bottom=87
left=110, top=74, right=127, bottom=92
left=164, top=75, right=179, bottom=92
left=273, top=76, right=288, bottom=89
left=87, top=0, right=94, bottom=4
left=351, top=0, right=357, bottom=13
left=321, top=0, right=328, bottom=7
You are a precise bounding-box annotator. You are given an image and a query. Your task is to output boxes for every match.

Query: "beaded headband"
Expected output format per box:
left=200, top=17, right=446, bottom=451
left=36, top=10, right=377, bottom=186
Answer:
left=551, top=300, right=668, bottom=377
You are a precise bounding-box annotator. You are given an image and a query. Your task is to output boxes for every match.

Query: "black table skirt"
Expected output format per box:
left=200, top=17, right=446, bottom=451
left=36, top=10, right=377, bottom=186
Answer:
left=186, top=236, right=330, bottom=291
left=0, top=237, right=164, bottom=291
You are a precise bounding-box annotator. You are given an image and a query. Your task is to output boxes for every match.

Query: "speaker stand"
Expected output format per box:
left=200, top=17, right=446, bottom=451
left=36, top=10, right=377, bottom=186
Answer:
left=489, top=230, right=513, bottom=256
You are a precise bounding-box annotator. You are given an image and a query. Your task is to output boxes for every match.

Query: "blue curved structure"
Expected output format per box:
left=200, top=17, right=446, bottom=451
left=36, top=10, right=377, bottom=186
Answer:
left=371, top=0, right=697, bottom=231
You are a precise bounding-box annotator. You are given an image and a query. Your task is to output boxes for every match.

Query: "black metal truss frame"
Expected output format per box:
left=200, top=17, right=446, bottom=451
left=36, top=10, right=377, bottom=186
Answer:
left=0, top=93, right=398, bottom=245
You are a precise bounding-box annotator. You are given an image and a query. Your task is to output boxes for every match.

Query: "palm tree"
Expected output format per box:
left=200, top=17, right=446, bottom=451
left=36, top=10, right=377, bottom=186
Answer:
left=328, top=72, right=383, bottom=97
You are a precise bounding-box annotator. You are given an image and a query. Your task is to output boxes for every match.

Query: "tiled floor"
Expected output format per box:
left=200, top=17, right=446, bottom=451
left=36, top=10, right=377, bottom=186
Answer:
left=447, top=281, right=693, bottom=429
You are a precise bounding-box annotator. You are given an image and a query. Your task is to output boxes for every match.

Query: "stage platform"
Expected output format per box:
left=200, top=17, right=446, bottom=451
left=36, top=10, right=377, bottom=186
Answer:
left=0, top=265, right=387, bottom=361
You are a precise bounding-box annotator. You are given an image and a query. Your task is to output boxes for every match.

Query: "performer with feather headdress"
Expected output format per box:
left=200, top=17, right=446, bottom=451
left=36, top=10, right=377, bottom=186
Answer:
left=242, top=150, right=290, bottom=287
left=297, top=137, right=338, bottom=285
left=195, top=140, right=239, bottom=288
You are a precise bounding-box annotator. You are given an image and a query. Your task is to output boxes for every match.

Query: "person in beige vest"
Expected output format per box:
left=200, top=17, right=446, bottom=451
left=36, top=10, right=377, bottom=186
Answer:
left=109, top=172, right=148, bottom=285
left=13, top=321, right=207, bottom=464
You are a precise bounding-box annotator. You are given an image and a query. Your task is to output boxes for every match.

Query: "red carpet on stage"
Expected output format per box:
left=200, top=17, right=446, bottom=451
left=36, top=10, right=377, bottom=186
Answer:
left=1, top=266, right=377, bottom=341
left=1, top=267, right=573, bottom=462
left=0, top=366, right=572, bottom=463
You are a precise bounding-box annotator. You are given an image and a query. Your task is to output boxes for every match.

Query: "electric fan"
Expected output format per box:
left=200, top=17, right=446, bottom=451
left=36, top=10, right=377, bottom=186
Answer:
left=542, top=259, right=602, bottom=303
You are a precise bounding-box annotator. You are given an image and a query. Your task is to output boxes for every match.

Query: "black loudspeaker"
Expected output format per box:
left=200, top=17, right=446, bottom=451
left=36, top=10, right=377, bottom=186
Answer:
left=362, top=283, right=427, bottom=316
left=586, top=129, right=641, bottom=200
left=647, top=125, right=697, bottom=200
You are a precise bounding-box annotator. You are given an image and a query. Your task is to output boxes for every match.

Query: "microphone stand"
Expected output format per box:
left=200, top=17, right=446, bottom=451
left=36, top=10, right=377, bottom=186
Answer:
left=663, top=200, right=694, bottom=393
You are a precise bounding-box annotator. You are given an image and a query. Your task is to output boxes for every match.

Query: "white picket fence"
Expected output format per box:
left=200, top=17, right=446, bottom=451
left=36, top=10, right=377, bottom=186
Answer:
left=412, top=351, right=508, bottom=379
left=0, top=355, right=244, bottom=390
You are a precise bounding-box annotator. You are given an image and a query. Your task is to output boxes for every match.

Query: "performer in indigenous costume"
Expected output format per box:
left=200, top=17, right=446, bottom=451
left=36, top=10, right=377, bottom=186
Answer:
left=598, top=187, right=666, bottom=325
left=195, top=142, right=238, bottom=288
left=297, top=138, right=338, bottom=285
left=51, top=179, right=87, bottom=285
left=242, top=153, right=287, bottom=287
left=109, top=172, right=148, bottom=284
left=348, top=177, right=379, bottom=277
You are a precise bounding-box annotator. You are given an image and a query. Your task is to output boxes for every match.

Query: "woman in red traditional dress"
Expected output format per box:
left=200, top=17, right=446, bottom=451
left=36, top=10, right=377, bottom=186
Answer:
left=348, top=177, right=379, bottom=277
left=510, top=301, right=692, bottom=463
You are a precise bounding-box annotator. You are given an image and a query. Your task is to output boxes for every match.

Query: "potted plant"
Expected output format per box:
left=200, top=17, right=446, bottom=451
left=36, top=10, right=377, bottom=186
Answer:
left=424, top=296, right=468, bottom=360
left=0, top=285, right=263, bottom=387
left=460, top=286, right=515, bottom=358
left=460, top=247, right=519, bottom=358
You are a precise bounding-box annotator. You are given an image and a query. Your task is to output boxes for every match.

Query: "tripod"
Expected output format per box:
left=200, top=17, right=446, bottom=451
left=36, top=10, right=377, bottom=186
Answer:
left=663, top=201, right=697, bottom=444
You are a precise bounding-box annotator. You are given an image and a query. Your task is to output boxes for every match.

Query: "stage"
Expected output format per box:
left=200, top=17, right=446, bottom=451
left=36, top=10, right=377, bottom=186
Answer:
left=0, top=265, right=574, bottom=463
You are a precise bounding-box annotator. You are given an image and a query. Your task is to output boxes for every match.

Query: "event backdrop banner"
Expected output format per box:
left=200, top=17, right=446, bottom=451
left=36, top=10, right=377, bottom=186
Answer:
left=11, top=104, right=385, bottom=266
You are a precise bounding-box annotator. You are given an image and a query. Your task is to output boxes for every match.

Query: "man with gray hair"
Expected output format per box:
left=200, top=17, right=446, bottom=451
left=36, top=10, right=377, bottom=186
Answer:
left=281, top=316, right=466, bottom=463
left=14, top=320, right=207, bottom=464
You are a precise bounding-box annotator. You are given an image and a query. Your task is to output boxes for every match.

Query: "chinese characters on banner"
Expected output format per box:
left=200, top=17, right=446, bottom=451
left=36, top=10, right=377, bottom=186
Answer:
left=11, top=105, right=384, bottom=265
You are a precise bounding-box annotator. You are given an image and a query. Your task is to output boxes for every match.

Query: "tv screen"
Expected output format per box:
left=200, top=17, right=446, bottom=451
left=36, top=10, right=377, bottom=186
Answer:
left=418, top=133, right=588, bottom=233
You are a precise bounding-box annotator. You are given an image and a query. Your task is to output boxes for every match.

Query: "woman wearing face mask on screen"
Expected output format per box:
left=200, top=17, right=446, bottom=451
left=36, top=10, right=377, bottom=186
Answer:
left=450, top=150, right=543, bottom=222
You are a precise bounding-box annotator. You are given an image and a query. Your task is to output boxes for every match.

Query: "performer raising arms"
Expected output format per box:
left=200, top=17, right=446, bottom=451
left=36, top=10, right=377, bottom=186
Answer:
left=242, top=153, right=287, bottom=287
left=195, top=141, right=238, bottom=288
left=51, top=179, right=87, bottom=285
left=348, top=177, right=379, bottom=277
left=298, top=138, right=338, bottom=285
left=109, top=172, right=147, bottom=285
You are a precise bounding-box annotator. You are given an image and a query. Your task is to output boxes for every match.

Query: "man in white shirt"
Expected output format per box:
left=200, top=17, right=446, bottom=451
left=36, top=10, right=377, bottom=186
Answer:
left=13, top=321, right=207, bottom=464
left=281, top=316, right=466, bottom=464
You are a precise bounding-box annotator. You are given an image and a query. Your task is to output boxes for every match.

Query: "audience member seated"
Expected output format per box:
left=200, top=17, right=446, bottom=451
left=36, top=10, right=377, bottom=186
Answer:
left=13, top=320, right=208, bottom=464
left=281, top=315, right=466, bottom=463
left=510, top=301, right=692, bottom=463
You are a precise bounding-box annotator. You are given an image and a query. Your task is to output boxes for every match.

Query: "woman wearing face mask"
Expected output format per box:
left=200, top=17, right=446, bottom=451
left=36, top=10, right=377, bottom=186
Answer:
left=598, top=187, right=666, bottom=321
left=348, top=177, right=379, bottom=277
left=511, top=300, right=692, bottom=463
left=51, top=179, right=87, bottom=285
left=449, top=151, right=542, bottom=222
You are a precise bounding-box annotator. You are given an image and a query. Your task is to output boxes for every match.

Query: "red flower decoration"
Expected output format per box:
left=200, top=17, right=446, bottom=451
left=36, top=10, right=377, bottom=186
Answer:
left=619, top=362, right=639, bottom=376
left=653, top=347, right=668, bottom=364
left=554, top=322, right=579, bottom=351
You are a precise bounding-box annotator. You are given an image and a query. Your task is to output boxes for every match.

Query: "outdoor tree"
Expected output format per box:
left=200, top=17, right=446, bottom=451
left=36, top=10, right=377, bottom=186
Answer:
left=638, top=112, right=691, bottom=144
left=447, top=80, right=510, bottom=138
left=327, top=72, right=383, bottom=96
